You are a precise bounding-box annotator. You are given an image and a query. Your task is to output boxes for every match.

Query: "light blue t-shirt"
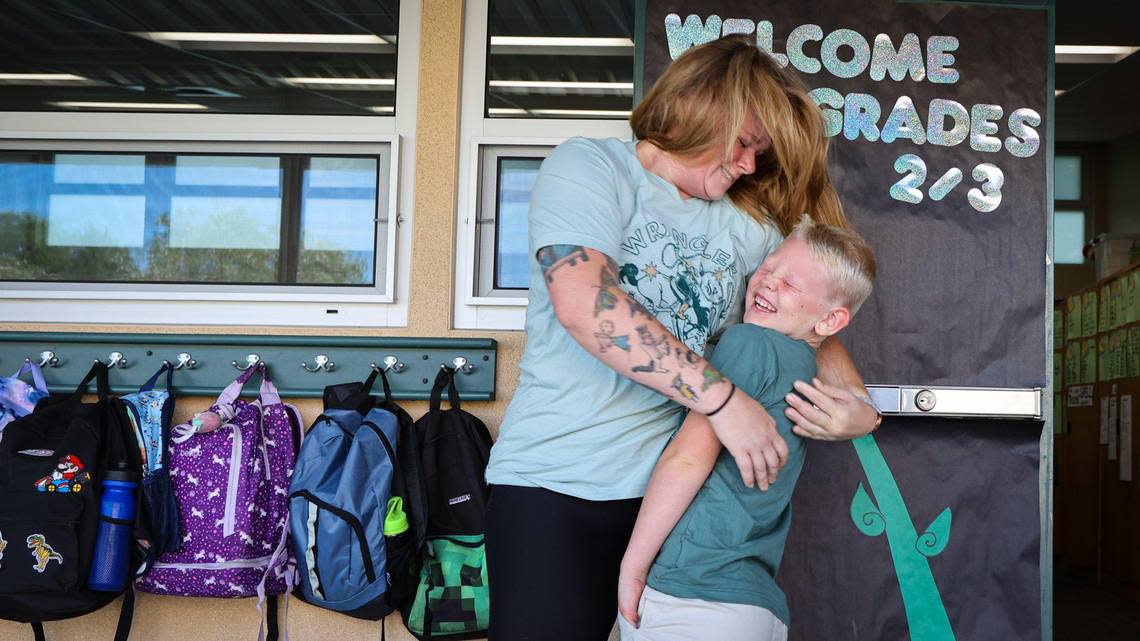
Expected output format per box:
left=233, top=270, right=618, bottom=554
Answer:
left=485, top=137, right=782, bottom=500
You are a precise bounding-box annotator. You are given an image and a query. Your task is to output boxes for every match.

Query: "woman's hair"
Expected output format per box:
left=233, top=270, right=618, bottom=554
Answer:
left=630, top=34, right=847, bottom=235
left=790, top=214, right=876, bottom=314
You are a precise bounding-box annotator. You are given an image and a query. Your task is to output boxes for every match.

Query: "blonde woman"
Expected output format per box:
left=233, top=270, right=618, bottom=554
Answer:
left=485, top=35, right=880, bottom=641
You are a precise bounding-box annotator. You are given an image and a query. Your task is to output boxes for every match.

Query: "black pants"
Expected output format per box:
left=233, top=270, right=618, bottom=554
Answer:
left=485, top=484, right=643, bottom=641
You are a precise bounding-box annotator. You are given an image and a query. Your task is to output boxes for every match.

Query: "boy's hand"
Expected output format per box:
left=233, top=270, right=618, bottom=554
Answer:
left=786, top=378, right=878, bottom=441
left=705, top=388, right=788, bottom=490
left=617, top=567, right=647, bottom=627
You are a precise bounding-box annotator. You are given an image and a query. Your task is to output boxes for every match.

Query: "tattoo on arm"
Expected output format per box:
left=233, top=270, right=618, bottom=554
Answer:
left=593, top=258, right=620, bottom=316
left=700, top=365, right=726, bottom=392
left=627, top=297, right=652, bottom=318
left=633, top=325, right=670, bottom=373
left=675, top=347, right=701, bottom=369
left=537, top=245, right=589, bottom=283
left=671, top=374, right=699, bottom=402
left=595, top=320, right=631, bottom=353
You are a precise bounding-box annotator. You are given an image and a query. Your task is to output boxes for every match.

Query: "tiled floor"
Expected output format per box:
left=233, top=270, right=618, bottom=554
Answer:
left=1054, top=576, right=1140, bottom=641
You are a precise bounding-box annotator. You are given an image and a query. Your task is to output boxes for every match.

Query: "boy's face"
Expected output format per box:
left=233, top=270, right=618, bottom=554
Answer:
left=743, top=237, right=841, bottom=345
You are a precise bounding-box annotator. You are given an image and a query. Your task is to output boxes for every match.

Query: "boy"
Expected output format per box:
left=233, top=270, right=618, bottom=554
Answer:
left=617, top=216, right=877, bottom=641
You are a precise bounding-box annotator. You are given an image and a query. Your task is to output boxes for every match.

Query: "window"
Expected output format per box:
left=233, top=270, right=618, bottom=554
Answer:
left=485, top=0, right=635, bottom=119
left=474, top=146, right=548, bottom=298
left=1054, top=154, right=1087, bottom=265
left=455, top=0, right=634, bottom=330
left=0, top=1, right=400, bottom=116
left=0, top=0, right=420, bottom=327
left=0, top=149, right=391, bottom=288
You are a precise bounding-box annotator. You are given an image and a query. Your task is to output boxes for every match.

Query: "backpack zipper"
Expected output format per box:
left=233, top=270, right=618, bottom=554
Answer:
left=361, top=420, right=396, bottom=464
left=152, top=554, right=274, bottom=571
left=289, top=489, right=377, bottom=584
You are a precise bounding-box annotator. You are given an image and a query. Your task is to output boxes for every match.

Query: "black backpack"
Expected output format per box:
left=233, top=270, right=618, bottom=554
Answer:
left=0, top=362, right=145, bottom=641
left=321, top=367, right=428, bottom=616
left=403, top=367, right=493, bottom=639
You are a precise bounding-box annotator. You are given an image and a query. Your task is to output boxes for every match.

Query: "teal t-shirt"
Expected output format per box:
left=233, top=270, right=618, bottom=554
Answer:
left=646, top=323, right=817, bottom=626
left=485, top=137, right=782, bottom=500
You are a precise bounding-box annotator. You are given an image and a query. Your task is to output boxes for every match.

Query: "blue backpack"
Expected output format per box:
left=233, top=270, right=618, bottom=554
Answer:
left=288, top=406, right=401, bottom=619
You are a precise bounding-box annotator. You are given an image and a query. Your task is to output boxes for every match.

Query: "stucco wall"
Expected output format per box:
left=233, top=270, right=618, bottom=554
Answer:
left=0, top=2, right=528, bottom=639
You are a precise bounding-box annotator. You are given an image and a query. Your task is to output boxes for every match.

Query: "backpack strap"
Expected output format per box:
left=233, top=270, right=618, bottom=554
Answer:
left=257, top=366, right=281, bottom=406
left=73, top=360, right=110, bottom=403
left=30, top=622, right=44, bottom=641
left=13, top=360, right=48, bottom=393
left=113, top=583, right=136, bottom=641
left=428, top=367, right=460, bottom=413
left=138, top=362, right=174, bottom=393
left=376, top=366, right=394, bottom=404
left=217, top=362, right=263, bottom=404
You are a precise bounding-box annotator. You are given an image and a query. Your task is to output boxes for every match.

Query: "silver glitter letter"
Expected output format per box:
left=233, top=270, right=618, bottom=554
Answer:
left=822, top=29, right=872, bottom=79
left=969, top=104, right=1003, bottom=153
left=968, top=163, right=1004, bottom=213
left=665, top=14, right=722, bottom=60
left=927, top=36, right=960, bottom=84
left=756, top=21, right=790, bottom=67
left=809, top=87, right=844, bottom=138
left=881, top=96, right=926, bottom=145
left=844, top=93, right=882, bottom=142
left=870, top=33, right=925, bottom=82
left=1005, top=108, right=1042, bottom=158
left=722, top=18, right=755, bottom=36
left=926, top=99, right=969, bottom=147
left=787, top=23, right=824, bottom=74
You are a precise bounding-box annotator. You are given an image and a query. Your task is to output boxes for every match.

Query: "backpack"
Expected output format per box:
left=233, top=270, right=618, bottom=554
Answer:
left=290, top=367, right=426, bottom=620
left=120, top=363, right=181, bottom=575
left=0, top=362, right=144, bottom=641
left=0, top=361, right=50, bottom=438
left=404, top=367, right=493, bottom=639
left=136, top=364, right=302, bottom=610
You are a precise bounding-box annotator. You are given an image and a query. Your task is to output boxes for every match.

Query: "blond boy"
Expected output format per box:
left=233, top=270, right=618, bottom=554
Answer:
left=617, top=217, right=877, bottom=641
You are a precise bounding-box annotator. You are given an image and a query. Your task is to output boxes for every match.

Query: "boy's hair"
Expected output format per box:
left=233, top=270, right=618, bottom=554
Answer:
left=790, top=214, right=877, bottom=315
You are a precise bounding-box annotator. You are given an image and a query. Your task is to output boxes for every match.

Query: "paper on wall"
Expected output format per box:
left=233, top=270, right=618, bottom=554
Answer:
left=1121, top=395, right=1132, bottom=482
left=1101, top=396, right=1110, bottom=445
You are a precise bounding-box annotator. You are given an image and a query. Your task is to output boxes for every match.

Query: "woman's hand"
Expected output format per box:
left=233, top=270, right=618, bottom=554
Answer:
left=785, top=378, right=878, bottom=441
left=705, top=388, right=788, bottom=490
left=617, top=564, right=647, bottom=627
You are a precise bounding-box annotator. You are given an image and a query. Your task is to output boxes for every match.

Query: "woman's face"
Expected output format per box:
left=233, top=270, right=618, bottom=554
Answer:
left=672, top=112, right=771, bottom=201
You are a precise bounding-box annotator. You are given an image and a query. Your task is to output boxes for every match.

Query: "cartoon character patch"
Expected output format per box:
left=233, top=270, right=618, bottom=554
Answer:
left=34, top=454, right=91, bottom=493
left=26, top=534, right=63, bottom=572
left=0, top=529, right=7, bottom=568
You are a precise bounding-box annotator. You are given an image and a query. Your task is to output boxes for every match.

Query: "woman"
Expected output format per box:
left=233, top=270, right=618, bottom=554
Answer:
left=484, top=35, right=879, bottom=641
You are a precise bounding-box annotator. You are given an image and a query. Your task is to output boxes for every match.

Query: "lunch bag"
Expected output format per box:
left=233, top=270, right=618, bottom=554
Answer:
left=404, top=367, right=492, bottom=639
left=0, top=361, right=50, bottom=437
left=120, top=363, right=181, bottom=574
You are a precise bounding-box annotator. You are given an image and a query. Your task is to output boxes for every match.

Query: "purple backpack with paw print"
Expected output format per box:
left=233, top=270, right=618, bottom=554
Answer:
left=136, top=365, right=302, bottom=612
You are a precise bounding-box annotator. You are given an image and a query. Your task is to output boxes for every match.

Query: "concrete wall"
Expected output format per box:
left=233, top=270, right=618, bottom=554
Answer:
left=0, top=2, right=527, bottom=640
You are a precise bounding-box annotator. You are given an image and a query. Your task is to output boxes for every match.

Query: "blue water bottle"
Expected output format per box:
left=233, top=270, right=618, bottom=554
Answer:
left=87, top=462, right=137, bottom=592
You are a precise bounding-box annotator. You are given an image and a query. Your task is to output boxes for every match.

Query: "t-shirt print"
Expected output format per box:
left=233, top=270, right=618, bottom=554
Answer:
left=616, top=215, right=740, bottom=354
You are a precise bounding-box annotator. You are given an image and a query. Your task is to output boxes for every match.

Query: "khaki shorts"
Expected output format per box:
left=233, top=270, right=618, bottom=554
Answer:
left=617, top=585, right=789, bottom=641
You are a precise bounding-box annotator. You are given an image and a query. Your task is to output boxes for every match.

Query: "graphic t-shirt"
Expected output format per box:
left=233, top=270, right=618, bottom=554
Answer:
left=646, top=323, right=817, bottom=626
left=485, top=137, right=782, bottom=500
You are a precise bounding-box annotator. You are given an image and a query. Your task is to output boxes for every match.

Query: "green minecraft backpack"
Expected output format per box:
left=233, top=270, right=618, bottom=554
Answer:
left=403, top=368, right=492, bottom=639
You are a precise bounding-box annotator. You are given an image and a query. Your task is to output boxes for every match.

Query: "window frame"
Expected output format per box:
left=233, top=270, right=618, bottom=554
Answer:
left=0, top=139, right=398, bottom=301
left=454, top=0, right=633, bottom=331
left=1053, top=149, right=1091, bottom=265
left=0, top=0, right=421, bottom=328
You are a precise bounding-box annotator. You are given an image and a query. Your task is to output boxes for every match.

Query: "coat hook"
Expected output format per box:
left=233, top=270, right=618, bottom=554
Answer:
left=105, top=351, right=128, bottom=369
left=371, top=356, right=406, bottom=373
left=451, top=357, right=475, bottom=374
left=29, top=350, right=60, bottom=368
left=301, top=354, right=335, bottom=373
left=163, top=352, right=197, bottom=370
left=232, top=354, right=262, bottom=371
